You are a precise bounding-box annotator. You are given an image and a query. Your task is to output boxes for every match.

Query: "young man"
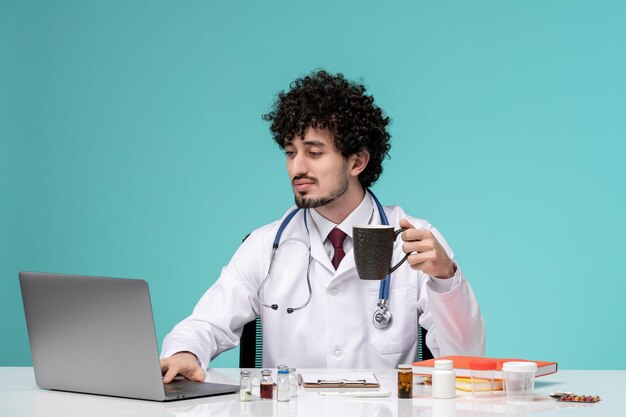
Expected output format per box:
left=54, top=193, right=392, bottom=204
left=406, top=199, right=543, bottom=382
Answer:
left=160, top=70, right=485, bottom=383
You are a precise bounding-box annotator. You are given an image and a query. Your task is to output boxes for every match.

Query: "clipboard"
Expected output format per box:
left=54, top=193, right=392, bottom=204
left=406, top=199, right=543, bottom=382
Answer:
left=300, top=372, right=380, bottom=388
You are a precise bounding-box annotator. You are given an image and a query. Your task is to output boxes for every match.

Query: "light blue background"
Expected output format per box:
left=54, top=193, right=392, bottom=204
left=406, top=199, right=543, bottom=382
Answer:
left=2, top=1, right=624, bottom=369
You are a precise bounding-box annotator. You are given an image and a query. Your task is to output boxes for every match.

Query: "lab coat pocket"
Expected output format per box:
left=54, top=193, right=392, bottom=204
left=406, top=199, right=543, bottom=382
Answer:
left=366, top=286, right=418, bottom=355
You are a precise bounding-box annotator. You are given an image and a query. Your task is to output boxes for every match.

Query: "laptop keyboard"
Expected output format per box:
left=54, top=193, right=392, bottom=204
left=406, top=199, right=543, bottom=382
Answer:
left=164, top=380, right=199, bottom=395
left=163, top=378, right=239, bottom=399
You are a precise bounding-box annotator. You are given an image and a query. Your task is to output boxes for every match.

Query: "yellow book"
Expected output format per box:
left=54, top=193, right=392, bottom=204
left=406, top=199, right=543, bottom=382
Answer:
left=455, top=377, right=503, bottom=392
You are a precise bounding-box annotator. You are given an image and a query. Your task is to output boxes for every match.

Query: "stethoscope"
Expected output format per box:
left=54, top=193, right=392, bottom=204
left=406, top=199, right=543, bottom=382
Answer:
left=257, top=189, right=395, bottom=329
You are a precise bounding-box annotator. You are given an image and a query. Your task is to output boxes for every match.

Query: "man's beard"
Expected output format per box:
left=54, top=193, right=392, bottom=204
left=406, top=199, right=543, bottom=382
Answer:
left=294, top=174, right=349, bottom=209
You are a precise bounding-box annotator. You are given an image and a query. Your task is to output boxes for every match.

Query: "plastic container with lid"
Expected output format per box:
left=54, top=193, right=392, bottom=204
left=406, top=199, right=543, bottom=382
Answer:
left=468, top=359, right=497, bottom=398
left=502, top=361, right=537, bottom=403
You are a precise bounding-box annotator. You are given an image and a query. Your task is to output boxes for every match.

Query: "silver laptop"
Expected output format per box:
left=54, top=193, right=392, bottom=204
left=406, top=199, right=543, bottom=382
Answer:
left=19, top=272, right=239, bottom=401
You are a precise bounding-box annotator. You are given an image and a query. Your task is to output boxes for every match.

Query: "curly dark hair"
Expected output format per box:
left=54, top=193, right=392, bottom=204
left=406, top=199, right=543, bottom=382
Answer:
left=262, top=70, right=391, bottom=188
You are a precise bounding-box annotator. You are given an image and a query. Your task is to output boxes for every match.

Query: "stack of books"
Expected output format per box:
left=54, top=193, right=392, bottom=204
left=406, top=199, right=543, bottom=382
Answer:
left=412, top=355, right=558, bottom=393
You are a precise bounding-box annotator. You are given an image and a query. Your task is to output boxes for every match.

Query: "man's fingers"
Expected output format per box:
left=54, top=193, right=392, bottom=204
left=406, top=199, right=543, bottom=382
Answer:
left=401, top=228, right=432, bottom=242
left=399, top=218, right=415, bottom=230
left=403, top=240, right=433, bottom=254
left=408, top=251, right=436, bottom=267
left=163, top=365, right=205, bottom=384
left=187, top=368, right=206, bottom=383
left=163, top=365, right=179, bottom=384
left=161, top=352, right=204, bottom=384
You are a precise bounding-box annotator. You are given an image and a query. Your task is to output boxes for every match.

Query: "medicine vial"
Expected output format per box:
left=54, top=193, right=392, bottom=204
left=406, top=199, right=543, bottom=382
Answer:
left=288, top=368, right=298, bottom=398
left=397, top=365, right=413, bottom=398
left=239, top=370, right=252, bottom=401
left=260, top=369, right=274, bottom=400
left=277, top=365, right=290, bottom=402
left=432, top=359, right=456, bottom=399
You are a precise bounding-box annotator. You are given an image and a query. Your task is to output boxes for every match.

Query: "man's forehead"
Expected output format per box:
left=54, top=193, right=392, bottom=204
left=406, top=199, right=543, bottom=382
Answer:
left=286, top=127, right=334, bottom=146
left=285, top=137, right=328, bottom=147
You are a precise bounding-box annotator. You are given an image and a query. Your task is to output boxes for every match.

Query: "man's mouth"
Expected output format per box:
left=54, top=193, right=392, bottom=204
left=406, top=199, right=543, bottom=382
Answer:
left=292, top=177, right=316, bottom=193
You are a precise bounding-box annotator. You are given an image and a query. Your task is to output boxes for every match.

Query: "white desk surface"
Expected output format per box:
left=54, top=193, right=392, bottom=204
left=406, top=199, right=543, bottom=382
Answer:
left=1, top=367, right=623, bottom=417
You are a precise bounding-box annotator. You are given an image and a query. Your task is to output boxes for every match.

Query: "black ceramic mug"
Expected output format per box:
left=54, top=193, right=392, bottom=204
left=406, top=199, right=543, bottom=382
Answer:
left=353, top=225, right=409, bottom=280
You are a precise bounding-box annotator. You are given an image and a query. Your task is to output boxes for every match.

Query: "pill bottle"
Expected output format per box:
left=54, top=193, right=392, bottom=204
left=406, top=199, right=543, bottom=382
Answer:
left=239, top=370, right=252, bottom=402
left=397, top=365, right=413, bottom=398
left=277, top=365, right=290, bottom=402
left=260, top=369, right=274, bottom=400
left=432, top=359, right=456, bottom=399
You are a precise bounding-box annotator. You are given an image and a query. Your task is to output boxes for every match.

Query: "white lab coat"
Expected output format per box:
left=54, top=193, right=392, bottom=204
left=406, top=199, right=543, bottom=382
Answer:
left=161, top=204, right=485, bottom=369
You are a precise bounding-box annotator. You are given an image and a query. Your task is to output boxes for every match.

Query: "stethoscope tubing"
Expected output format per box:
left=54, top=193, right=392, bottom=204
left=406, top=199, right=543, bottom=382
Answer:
left=259, top=189, right=394, bottom=322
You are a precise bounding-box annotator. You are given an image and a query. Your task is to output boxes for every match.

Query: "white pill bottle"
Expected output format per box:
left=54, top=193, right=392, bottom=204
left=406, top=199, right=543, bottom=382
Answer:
left=432, top=359, right=456, bottom=399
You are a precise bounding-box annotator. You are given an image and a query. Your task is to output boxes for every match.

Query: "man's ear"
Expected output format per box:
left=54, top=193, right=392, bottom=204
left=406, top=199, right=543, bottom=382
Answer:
left=350, top=150, right=370, bottom=177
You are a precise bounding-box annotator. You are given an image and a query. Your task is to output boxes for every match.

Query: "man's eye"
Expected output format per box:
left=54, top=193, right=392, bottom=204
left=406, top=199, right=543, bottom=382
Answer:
left=309, top=152, right=322, bottom=158
left=285, top=151, right=296, bottom=158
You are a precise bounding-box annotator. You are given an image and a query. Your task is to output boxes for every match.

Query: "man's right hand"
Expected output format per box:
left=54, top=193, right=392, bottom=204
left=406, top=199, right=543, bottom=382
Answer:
left=160, top=352, right=206, bottom=384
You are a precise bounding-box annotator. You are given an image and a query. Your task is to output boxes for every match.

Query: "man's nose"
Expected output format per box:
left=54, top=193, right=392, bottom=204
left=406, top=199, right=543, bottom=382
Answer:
left=290, top=152, right=308, bottom=175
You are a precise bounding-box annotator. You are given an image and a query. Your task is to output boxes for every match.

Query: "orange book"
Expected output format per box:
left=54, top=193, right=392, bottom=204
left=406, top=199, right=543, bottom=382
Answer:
left=412, top=355, right=558, bottom=379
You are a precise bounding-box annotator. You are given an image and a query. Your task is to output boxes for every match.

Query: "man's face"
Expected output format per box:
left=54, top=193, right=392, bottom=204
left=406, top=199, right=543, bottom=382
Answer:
left=285, top=127, right=350, bottom=209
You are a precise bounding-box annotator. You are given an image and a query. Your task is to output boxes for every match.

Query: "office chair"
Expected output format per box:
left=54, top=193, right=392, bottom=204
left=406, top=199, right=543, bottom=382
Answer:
left=238, top=317, right=433, bottom=367
left=239, top=316, right=263, bottom=368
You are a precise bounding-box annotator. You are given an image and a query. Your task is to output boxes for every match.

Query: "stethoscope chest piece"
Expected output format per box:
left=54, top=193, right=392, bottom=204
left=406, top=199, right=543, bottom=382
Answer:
left=372, top=298, right=392, bottom=329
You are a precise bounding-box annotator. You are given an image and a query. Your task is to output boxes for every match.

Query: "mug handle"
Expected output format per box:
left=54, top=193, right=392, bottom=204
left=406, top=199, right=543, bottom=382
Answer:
left=389, top=228, right=409, bottom=273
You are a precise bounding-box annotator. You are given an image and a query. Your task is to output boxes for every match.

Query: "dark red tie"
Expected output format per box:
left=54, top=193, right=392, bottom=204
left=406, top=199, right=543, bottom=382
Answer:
left=328, top=228, right=347, bottom=270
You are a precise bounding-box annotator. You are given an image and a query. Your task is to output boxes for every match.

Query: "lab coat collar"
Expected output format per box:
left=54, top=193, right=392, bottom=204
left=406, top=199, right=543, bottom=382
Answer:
left=305, top=213, right=335, bottom=274
left=309, top=192, right=375, bottom=240
left=272, top=207, right=336, bottom=276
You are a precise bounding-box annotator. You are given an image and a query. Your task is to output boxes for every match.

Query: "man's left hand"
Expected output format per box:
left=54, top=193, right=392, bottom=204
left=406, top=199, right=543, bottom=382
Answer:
left=399, top=219, right=456, bottom=279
